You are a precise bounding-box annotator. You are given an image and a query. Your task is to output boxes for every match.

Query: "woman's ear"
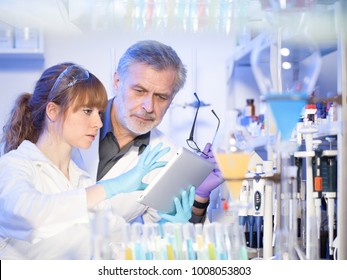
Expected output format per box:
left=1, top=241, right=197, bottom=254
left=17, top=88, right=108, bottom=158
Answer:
left=46, top=102, right=60, bottom=122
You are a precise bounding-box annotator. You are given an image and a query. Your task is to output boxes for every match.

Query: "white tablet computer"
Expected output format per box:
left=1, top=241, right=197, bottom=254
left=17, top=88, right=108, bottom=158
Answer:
left=137, top=147, right=214, bottom=214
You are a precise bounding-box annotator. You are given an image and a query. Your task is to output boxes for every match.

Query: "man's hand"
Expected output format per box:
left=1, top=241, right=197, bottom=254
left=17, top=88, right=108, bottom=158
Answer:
left=195, top=143, right=224, bottom=199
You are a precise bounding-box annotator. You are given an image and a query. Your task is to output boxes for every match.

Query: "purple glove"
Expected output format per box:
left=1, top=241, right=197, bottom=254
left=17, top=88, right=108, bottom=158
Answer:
left=195, top=143, right=224, bottom=198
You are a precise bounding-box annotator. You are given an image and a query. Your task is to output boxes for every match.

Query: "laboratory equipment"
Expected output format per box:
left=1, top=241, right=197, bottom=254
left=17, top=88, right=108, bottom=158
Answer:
left=251, top=2, right=322, bottom=259
left=263, top=160, right=275, bottom=259
left=212, top=109, right=253, bottom=202
left=89, top=208, right=112, bottom=260
left=252, top=163, right=266, bottom=259
left=182, top=223, right=197, bottom=260
left=312, top=141, right=323, bottom=256
left=115, top=222, right=249, bottom=260
left=212, top=108, right=255, bottom=259
left=238, top=180, right=250, bottom=232
left=295, top=125, right=320, bottom=259
left=322, top=137, right=338, bottom=258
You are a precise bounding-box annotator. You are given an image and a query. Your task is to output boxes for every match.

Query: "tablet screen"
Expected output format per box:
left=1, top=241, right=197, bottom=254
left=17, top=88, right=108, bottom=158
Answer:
left=137, top=147, right=214, bottom=213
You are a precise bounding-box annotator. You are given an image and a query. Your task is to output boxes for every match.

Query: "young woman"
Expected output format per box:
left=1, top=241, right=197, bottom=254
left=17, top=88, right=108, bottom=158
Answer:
left=0, top=63, right=170, bottom=259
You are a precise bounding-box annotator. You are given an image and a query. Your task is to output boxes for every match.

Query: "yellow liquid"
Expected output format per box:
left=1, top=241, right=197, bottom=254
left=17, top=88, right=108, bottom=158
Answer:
left=208, top=243, right=216, bottom=260
left=125, top=246, right=133, bottom=260
left=215, top=152, right=252, bottom=200
left=166, top=244, right=175, bottom=260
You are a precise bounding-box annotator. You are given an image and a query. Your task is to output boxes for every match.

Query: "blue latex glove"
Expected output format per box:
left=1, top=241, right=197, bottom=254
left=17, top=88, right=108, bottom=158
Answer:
left=158, top=186, right=195, bottom=223
left=195, top=143, right=224, bottom=198
left=98, top=143, right=170, bottom=199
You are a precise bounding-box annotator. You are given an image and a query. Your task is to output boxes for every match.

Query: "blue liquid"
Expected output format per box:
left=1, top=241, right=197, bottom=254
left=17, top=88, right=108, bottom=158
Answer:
left=266, top=93, right=308, bottom=141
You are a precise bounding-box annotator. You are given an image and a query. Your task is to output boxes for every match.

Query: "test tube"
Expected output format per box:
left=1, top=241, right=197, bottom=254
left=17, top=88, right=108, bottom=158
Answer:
left=194, top=223, right=206, bottom=260
left=203, top=223, right=216, bottom=260
left=214, top=222, right=228, bottom=260
left=182, top=223, right=196, bottom=260
left=131, top=223, right=145, bottom=260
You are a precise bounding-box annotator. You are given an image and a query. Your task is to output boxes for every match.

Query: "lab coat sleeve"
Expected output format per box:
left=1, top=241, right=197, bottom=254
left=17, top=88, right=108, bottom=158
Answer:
left=107, top=191, right=149, bottom=223
left=0, top=160, right=89, bottom=244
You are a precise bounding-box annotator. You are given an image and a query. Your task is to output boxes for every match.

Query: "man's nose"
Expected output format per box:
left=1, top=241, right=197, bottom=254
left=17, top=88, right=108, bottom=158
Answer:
left=142, top=95, right=154, bottom=112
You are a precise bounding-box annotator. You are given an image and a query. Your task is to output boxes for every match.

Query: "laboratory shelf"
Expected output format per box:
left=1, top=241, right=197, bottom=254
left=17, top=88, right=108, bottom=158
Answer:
left=0, top=48, right=44, bottom=60
left=0, top=27, right=44, bottom=60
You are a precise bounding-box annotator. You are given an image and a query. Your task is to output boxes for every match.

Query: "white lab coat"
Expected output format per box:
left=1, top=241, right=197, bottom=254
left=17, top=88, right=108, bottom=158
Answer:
left=74, top=128, right=179, bottom=223
left=0, top=140, right=126, bottom=259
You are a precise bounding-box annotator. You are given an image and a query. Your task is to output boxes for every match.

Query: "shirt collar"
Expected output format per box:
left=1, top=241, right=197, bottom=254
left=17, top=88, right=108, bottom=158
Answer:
left=133, top=133, right=150, bottom=154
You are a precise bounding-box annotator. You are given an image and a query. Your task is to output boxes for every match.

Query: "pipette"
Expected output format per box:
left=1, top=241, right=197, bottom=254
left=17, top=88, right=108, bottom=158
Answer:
left=296, top=125, right=318, bottom=259
left=312, top=148, right=323, bottom=255
left=290, top=165, right=303, bottom=259
left=322, top=137, right=338, bottom=258
left=247, top=183, right=255, bottom=249
left=263, top=160, right=274, bottom=259
left=238, top=179, right=249, bottom=230
left=253, top=163, right=265, bottom=258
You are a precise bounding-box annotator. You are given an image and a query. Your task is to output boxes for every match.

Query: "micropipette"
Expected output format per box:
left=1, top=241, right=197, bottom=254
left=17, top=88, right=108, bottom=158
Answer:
left=321, top=145, right=337, bottom=258
left=238, top=179, right=249, bottom=230
left=312, top=149, right=323, bottom=254
left=296, top=125, right=318, bottom=259
left=263, top=160, right=274, bottom=259
left=247, top=182, right=255, bottom=249
left=253, top=163, right=265, bottom=259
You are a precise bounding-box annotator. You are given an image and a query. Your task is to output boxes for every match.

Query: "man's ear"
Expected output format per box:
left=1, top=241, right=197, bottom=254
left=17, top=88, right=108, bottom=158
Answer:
left=46, top=102, right=60, bottom=122
left=113, top=72, right=120, bottom=90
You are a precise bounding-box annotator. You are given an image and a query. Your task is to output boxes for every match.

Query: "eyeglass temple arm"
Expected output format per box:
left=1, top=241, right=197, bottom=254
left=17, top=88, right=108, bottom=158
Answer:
left=211, top=109, right=220, bottom=146
left=188, top=92, right=201, bottom=140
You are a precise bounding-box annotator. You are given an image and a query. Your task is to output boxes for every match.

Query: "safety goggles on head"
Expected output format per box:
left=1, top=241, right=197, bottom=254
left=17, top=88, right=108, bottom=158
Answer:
left=49, top=64, right=90, bottom=99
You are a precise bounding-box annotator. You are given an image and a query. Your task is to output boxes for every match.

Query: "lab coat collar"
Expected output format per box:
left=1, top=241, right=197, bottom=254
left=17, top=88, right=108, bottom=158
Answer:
left=16, top=140, right=91, bottom=178
left=16, top=140, right=52, bottom=163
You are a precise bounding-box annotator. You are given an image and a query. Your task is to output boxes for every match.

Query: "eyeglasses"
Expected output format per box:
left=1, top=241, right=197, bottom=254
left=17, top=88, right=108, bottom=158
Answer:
left=186, top=92, right=220, bottom=156
left=49, top=65, right=90, bottom=99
